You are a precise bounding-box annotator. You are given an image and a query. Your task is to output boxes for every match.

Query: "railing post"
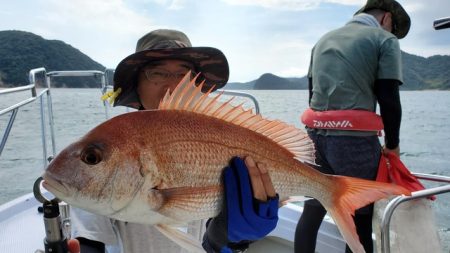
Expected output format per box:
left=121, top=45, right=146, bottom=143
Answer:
left=45, top=76, right=57, bottom=158
left=101, top=69, right=110, bottom=120
left=0, top=109, right=19, bottom=157
left=39, top=95, right=49, bottom=167
left=380, top=182, right=450, bottom=253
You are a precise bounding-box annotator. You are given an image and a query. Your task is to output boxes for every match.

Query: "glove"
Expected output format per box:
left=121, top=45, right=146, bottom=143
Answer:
left=202, top=157, right=279, bottom=253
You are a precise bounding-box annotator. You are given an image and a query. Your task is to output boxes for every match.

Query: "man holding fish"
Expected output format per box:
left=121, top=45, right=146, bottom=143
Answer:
left=64, top=29, right=279, bottom=252
left=43, top=22, right=410, bottom=253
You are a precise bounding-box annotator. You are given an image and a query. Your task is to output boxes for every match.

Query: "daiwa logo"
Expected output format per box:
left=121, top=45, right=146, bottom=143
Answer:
left=313, top=120, right=353, bottom=128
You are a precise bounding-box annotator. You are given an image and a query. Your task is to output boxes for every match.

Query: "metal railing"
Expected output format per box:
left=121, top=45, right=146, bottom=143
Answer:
left=217, top=90, right=261, bottom=114
left=380, top=173, right=450, bottom=253
left=101, top=68, right=119, bottom=119
left=2, top=67, right=259, bottom=161
left=0, top=68, right=52, bottom=166
left=1, top=68, right=109, bottom=168
left=99, top=72, right=261, bottom=118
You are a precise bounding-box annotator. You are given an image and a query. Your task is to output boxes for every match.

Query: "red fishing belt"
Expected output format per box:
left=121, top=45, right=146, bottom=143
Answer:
left=301, top=107, right=433, bottom=200
left=301, top=107, right=384, bottom=131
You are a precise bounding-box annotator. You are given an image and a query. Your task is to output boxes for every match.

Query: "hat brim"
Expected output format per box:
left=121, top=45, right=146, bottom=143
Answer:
left=355, top=1, right=410, bottom=39
left=113, top=47, right=229, bottom=109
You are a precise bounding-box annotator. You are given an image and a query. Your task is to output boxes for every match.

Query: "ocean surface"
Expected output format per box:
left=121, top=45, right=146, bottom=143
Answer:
left=1, top=88, right=449, bottom=249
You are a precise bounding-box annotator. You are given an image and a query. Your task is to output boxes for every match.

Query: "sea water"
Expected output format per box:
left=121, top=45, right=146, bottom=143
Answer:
left=1, top=88, right=449, bottom=250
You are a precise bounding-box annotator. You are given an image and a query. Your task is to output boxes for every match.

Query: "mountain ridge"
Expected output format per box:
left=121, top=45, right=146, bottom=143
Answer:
left=0, top=30, right=105, bottom=88
left=1, top=30, right=449, bottom=90
left=228, top=52, right=450, bottom=90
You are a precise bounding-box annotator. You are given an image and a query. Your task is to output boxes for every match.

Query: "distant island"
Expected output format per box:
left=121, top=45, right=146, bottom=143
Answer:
left=1, top=30, right=449, bottom=90
left=227, top=52, right=450, bottom=90
left=0, top=30, right=105, bottom=88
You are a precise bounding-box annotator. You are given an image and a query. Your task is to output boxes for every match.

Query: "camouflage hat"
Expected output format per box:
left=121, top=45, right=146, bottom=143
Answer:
left=113, top=29, right=229, bottom=109
left=355, top=0, right=411, bottom=39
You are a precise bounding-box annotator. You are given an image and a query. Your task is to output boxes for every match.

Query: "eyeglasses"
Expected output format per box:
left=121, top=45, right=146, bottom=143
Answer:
left=142, top=69, right=197, bottom=83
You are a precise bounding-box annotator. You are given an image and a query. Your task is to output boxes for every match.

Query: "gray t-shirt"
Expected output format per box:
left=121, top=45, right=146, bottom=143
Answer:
left=308, top=22, right=402, bottom=136
left=71, top=207, right=205, bottom=253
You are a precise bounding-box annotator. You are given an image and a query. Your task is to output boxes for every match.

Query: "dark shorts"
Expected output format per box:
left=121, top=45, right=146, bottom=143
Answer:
left=308, top=130, right=381, bottom=179
left=307, top=130, right=382, bottom=214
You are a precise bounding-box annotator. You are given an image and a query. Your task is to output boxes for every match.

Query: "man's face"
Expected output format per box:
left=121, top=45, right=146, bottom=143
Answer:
left=137, top=59, right=195, bottom=109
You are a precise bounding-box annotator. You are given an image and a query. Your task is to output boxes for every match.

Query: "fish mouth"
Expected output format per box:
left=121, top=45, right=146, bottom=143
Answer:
left=42, top=173, right=70, bottom=197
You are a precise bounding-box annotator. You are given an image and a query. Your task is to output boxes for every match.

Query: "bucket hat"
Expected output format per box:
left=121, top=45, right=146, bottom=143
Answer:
left=355, top=0, right=411, bottom=39
left=113, top=29, right=229, bottom=108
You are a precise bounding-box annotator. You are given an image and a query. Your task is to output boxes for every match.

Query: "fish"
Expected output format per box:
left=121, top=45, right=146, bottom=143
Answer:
left=42, top=73, right=410, bottom=253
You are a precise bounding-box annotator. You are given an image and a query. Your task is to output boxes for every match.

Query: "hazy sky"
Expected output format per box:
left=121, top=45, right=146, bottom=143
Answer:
left=1, top=0, right=449, bottom=82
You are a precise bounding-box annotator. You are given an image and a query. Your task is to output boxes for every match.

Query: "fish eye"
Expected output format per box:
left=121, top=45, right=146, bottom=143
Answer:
left=80, top=146, right=103, bottom=165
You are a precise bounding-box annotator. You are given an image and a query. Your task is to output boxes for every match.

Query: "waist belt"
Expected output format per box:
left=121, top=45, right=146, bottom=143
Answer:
left=301, top=108, right=384, bottom=131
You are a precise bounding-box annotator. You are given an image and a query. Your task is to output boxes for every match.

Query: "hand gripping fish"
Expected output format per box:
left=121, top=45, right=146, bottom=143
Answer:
left=42, top=72, right=410, bottom=253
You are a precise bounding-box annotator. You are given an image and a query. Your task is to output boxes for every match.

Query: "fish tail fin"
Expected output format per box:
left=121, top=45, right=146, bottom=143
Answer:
left=323, top=175, right=410, bottom=253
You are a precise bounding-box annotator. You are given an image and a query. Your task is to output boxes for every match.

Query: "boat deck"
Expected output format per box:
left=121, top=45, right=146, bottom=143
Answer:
left=0, top=192, right=346, bottom=253
left=0, top=192, right=47, bottom=253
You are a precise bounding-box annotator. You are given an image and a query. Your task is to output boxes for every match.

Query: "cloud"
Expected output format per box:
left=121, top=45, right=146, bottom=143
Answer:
left=221, top=0, right=363, bottom=10
left=147, top=0, right=187, bottom=10
left=222, top=34, right=314, bottom=81
left=400, top=0, right=450, bottom=57
left=220, top=0, right=320, bottom=11
left=15, top=0, right=159, bottom=68
left=324, top=0, right=363, bottom=6
left=278, top=66, right=309, bottom=78
left=168, top=0, right=187, bottom=10
left=267, top=39, right=313, bottom=77
left=41, top=0, right=153, bottom=35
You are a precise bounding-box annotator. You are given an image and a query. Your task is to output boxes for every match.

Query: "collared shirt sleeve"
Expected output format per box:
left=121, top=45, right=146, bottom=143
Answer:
left=377, top=37, right=403, bottom=84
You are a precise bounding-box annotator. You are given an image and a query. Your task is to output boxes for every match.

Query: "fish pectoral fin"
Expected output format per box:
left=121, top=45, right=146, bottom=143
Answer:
left=155, top=224, right=204, bottom=253
left=156, top=185, right=222, bottom=219
left=159, top=185, right=221, bottom=203
left=147, top=185, right=222, bottom=221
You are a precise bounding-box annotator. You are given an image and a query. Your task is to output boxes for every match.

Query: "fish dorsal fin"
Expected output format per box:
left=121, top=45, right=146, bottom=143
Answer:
left=159, top=72, right=315, bottom=164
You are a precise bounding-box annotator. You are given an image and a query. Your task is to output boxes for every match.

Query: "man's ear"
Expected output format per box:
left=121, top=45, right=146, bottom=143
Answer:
left=380, top=12, right=393, bottom=32
left=382, top=12, right=392, bottom=24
